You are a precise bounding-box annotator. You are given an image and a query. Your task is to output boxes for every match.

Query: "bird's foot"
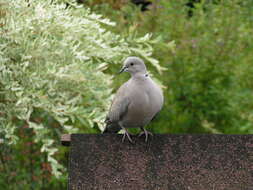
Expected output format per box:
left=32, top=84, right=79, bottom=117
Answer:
left=122, top=128, right=133, bottom=143
left=138, top=129, right=153, bottom=142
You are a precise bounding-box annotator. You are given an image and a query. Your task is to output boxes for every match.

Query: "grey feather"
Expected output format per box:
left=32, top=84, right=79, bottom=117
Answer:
left=107, top=83, right=130, bottom=122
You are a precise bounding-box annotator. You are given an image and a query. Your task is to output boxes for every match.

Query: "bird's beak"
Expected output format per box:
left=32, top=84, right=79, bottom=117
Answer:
left=119, top=65, right=128, bottom=74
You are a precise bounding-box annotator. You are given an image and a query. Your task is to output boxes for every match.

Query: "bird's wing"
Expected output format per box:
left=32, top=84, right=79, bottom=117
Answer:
left=107, top=82, right=130, bottom=123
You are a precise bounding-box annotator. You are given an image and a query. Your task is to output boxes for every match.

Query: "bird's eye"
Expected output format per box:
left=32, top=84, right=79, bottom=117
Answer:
left=130, top=63, right=134, bottom=66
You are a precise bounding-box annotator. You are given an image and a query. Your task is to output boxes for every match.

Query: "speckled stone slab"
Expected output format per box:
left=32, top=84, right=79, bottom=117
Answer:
left=68, top=134, right=253, bottom=190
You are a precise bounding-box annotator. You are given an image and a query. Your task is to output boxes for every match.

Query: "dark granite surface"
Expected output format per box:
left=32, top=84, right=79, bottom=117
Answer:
left=68, top=134, right=253, bottom=190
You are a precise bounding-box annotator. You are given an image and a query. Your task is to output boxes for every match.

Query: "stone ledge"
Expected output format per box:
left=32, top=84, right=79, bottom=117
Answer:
left=66, top=134, right=253, bottom=190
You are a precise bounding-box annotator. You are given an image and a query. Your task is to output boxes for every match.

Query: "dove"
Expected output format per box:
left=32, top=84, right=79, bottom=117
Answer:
left=103, top=57, right=164, bottom=142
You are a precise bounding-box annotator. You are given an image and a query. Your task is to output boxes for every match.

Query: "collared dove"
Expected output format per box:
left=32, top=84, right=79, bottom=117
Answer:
left=103, top=57, right=164, bottom=142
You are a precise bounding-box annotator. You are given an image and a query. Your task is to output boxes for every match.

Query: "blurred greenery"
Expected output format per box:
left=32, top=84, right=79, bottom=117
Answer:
left=1, top=0, right=253, bottom=189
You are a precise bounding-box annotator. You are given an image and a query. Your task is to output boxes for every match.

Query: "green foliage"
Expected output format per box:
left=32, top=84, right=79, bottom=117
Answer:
left=151, top=0, right=253, bottom=134
left=0, top=0, right=160, bottom=189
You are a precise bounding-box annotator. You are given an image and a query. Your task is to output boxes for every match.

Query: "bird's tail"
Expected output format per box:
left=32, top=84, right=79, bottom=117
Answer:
left=103, top=122, right=121, bottom=133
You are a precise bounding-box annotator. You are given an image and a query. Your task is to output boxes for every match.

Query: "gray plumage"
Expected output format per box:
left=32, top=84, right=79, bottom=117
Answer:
left=103, top=57, right=164, bottom=142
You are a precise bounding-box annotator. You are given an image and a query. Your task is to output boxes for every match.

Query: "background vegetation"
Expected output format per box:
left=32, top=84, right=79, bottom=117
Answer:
left=0, top=0, right=252, bottom=189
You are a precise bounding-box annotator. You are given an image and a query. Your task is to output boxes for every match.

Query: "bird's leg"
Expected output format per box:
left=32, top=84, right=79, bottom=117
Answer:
left=138, top=127, right=153, bottom=142
left=121, top=127, right=133, bottom=143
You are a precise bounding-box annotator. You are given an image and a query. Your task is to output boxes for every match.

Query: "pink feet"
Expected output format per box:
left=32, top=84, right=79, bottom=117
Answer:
left=138, top=128, right=153, bottom=142
left=121, top=127, right=153, bottom=143
left=121, top=128, right=133, bottom=143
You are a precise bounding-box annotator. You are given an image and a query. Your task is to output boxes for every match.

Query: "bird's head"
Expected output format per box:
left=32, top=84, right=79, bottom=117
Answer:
left=119, top=57, right=147, bottom=76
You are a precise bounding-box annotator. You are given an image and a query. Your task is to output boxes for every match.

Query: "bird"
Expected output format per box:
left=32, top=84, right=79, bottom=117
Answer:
left=103, top=57, right=164, bottom=142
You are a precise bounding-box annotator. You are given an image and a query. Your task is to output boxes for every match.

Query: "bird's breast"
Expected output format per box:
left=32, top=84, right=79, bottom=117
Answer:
left=122, top=80, right=163, bottom=128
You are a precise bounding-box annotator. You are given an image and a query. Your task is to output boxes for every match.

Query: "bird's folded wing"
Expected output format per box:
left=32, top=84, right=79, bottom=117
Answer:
left=107, top=82, right=131, bottom=123
left=108, top=96, right=130, bottom=122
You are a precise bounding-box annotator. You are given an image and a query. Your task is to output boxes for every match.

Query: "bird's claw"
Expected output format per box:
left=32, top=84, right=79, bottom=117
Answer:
left=138, top=129, right=153, bottom=142
left=122, top=128, right=133, bottom=143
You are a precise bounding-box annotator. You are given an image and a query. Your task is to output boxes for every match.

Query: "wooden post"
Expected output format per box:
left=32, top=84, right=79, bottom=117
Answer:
left=61, top=134, right=71, bottom=146
left=62, top=134, right=253, bottom=190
